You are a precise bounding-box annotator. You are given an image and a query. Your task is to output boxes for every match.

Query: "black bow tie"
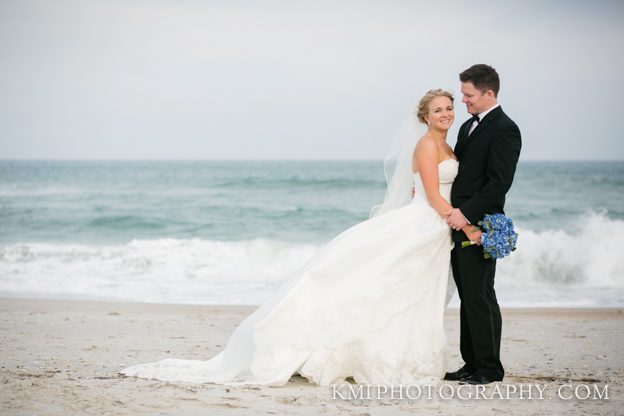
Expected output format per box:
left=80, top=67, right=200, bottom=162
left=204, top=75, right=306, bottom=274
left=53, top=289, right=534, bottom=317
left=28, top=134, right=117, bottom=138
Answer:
left=471, top=114, right=480, bottom=124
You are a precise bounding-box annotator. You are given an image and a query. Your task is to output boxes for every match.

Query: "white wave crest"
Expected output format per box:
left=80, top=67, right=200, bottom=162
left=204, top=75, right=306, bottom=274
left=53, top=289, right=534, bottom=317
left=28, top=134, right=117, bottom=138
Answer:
left=0, top=238, right=318, bottom=304
left=497, top=212, right=624, bottom=288
left=1, top=213, right=623, bottom=306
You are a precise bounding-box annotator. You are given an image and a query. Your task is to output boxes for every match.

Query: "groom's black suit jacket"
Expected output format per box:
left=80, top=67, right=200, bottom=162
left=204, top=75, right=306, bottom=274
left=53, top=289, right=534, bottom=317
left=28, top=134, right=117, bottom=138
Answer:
left=451, top=106, right=522, bottom=242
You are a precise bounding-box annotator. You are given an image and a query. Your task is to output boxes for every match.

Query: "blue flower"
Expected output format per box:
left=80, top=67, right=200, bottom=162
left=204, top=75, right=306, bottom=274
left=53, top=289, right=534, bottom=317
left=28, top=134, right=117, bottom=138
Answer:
left=461, top=213, right=518, bottom=260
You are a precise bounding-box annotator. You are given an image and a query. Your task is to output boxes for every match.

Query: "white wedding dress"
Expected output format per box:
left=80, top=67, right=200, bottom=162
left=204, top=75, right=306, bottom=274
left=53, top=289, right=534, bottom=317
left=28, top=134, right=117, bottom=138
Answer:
left=121, top=159, right=458, bottom=386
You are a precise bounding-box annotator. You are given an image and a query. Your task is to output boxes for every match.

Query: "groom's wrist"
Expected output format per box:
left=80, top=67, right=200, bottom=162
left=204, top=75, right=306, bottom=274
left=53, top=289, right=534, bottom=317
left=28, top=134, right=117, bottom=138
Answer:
left=458, top=208, right=470, bottom=225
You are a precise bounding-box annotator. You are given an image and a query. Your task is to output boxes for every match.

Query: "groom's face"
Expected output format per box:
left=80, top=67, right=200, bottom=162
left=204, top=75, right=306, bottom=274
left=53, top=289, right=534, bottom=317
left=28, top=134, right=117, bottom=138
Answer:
left=461, top=82, right=491, bottom=115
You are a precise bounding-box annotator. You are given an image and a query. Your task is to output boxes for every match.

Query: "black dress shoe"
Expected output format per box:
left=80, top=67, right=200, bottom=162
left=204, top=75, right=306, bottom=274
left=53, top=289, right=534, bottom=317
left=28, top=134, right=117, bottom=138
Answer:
left=443, top=367, right=474, bottom=381
left=459, top=373, right=501, bottom=385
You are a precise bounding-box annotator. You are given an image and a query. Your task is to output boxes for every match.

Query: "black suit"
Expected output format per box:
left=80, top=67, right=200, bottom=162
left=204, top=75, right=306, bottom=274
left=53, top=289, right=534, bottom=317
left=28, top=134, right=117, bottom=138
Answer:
left=450, top=105, right=521, bottom=380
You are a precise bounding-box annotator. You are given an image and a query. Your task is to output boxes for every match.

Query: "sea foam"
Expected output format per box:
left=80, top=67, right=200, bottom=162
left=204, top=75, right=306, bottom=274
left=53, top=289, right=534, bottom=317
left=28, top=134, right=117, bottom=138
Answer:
left=1, top=213, right=622, bottom=307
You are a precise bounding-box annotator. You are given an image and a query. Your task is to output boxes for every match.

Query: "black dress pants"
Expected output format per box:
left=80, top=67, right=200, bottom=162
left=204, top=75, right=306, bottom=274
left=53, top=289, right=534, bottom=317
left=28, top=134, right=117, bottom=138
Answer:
left=450, top=243, right=504, bottom=380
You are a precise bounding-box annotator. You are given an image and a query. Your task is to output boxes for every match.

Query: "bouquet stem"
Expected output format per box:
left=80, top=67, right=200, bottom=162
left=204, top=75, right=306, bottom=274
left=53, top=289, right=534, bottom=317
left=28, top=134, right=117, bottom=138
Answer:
left=460, top=240, right=491, bottom=258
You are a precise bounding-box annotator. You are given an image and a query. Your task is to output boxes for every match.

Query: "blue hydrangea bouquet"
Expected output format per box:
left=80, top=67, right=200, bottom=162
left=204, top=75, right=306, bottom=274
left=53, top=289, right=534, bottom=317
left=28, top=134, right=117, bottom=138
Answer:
left=461, top=213, right=518, bottom=259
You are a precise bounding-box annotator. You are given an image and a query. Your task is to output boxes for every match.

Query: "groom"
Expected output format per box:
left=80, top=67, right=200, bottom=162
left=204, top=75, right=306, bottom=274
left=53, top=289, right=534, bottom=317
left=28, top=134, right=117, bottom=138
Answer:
left=445, top=64, right=522, bottom=385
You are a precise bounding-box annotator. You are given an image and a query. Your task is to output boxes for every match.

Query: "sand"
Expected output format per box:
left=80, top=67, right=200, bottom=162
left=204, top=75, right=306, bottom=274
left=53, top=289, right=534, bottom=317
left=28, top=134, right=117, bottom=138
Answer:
left=0, top=298, right=622, bottom=415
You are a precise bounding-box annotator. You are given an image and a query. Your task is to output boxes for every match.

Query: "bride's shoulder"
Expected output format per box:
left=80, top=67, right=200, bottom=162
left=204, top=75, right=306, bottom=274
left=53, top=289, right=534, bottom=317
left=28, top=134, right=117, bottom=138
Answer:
left=413, top=135, right=440, bottom=170
left=414, top=134, right=437, bottom=155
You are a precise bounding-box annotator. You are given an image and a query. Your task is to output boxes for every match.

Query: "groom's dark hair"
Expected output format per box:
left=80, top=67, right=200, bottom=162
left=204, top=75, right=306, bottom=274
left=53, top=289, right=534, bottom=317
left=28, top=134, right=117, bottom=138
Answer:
left=460, top=64, right=500, bottom=97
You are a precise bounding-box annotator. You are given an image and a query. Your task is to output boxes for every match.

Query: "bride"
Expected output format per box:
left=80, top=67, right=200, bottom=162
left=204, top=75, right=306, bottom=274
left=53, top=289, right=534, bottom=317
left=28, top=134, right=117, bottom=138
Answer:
left=121, top=89, right=479, bottom=386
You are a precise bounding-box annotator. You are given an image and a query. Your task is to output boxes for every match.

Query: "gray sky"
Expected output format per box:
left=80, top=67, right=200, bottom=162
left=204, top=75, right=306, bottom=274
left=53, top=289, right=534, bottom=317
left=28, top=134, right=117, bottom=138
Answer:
left=1, top=0, right=623, bottom=160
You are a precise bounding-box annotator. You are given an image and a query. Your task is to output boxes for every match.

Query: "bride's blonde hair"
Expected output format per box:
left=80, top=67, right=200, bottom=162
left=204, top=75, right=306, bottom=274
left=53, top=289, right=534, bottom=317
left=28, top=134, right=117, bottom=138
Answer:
left=416, top=89, right=454, bottom=124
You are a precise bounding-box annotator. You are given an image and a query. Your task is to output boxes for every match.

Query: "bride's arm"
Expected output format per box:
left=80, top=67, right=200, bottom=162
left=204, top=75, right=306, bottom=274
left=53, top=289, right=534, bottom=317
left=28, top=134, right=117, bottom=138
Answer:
left=413, top=140, right=453, bottom=217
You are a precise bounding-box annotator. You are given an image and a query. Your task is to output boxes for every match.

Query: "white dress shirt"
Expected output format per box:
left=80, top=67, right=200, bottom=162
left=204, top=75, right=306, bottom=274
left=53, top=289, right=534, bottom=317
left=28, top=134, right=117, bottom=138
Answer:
left=468, top=103, right=500, bottom=135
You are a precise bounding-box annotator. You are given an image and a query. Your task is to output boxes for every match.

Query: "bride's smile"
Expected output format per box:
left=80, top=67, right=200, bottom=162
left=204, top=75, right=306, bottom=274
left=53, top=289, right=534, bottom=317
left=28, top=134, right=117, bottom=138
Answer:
left=425, top=97, right=455, bottom=132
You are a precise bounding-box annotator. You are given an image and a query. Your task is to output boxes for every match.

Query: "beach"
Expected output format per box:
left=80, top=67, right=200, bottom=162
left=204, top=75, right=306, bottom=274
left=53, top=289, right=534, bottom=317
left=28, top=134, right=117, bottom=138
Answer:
left=2, top=0, right=624, bottom=413
left=1, top=298, right=621, bottom=415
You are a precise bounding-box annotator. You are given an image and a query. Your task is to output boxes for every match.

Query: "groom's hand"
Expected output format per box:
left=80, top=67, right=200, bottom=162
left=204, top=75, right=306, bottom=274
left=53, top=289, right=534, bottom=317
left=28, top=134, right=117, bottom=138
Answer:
left=446, top=208, right=469, bottom=230
left=464, top=226, right=482, bottom=246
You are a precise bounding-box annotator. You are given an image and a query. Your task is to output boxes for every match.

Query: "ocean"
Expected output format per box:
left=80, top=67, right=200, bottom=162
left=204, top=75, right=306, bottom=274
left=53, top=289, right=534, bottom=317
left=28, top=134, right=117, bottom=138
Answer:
left=1, top=160, right=623, bottom=307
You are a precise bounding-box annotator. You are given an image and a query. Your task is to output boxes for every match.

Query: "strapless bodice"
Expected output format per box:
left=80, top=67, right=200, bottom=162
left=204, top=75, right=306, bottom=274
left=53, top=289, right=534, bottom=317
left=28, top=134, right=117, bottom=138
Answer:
left=412, top=158, right=458, bottom=204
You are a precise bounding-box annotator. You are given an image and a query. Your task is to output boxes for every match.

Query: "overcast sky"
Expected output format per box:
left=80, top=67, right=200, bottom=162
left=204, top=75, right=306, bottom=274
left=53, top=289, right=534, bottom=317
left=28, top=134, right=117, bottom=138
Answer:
left=1, top=0, right=623, bottom=160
